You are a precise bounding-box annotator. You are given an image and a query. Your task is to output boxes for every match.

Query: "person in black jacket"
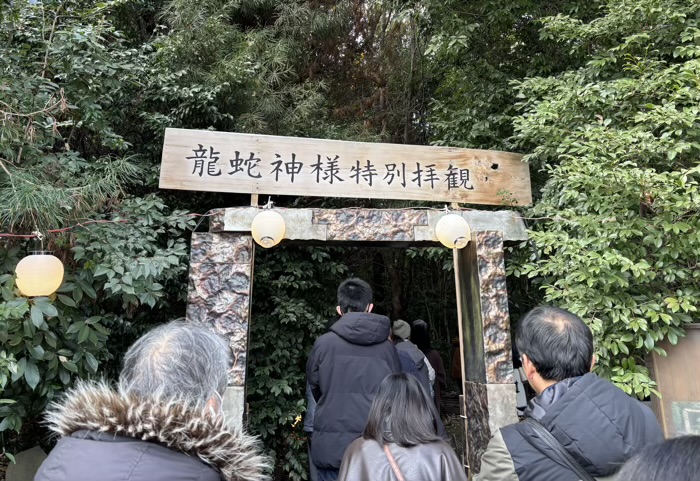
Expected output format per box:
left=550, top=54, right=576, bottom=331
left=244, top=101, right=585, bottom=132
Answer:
left=476, top=306, right=663, bottom=481
left=306, top=278, right=401, bottom=481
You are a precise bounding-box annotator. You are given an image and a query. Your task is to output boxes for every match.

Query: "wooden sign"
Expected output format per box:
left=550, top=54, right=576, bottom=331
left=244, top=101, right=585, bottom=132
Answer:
left=159, top=128, right=532, bottom=206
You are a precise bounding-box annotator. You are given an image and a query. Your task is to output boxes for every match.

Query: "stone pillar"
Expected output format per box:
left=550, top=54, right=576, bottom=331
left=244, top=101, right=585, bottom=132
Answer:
left=187, top=232, right=254, bottom=428
left=456, top=231, right=517, bottom=474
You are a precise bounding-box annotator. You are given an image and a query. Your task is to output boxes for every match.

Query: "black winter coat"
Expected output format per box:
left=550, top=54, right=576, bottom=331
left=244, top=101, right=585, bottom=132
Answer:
left=476, top=373, right=663, bottom=481
left=306, top=312, right=401, bottom=470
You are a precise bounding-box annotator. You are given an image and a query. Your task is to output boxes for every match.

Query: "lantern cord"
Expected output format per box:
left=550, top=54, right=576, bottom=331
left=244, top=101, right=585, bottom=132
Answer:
left=0, top=213, right=215, bottom=239
left=0, top=208, right=565, bottom=239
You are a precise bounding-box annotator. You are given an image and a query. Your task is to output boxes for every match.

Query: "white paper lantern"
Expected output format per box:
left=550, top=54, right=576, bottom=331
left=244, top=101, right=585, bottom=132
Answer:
left=251, top=210, right=286, bottom=248
left=15, top=252, right=64, bottom=297
left=435, top=214, right=471, bottom=249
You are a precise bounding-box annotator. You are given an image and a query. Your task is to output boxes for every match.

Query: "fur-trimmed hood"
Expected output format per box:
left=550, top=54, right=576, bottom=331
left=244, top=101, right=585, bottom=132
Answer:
left=44, top=381, right=270, bottom=481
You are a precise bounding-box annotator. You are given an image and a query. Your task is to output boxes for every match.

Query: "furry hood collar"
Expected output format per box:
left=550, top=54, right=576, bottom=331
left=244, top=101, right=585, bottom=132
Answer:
left=45, top=381, right=270, bottom=481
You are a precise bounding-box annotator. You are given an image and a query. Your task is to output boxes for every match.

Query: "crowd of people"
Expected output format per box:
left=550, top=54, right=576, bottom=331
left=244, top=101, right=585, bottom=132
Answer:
left=31, top=277, right=700, bottom=481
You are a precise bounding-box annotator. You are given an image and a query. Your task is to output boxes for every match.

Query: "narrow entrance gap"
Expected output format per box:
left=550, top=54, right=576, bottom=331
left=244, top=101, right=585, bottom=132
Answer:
left=247, top=244, right=467, bottom=471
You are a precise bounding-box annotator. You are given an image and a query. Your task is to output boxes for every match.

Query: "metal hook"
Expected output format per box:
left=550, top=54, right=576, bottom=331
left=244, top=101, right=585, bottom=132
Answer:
left=31, top=229, right=44, bottom=251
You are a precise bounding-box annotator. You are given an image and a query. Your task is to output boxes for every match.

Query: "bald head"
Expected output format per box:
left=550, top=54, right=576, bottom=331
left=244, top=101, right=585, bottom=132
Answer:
left=515, top=306, right=593, bottom=382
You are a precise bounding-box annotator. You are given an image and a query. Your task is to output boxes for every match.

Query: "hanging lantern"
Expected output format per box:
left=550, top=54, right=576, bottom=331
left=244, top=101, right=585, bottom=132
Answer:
left=435, top=214, right=471, bottom=249
left=15, top=252, right=65, bottom=297
left=251, top=210, right=286, bottom=248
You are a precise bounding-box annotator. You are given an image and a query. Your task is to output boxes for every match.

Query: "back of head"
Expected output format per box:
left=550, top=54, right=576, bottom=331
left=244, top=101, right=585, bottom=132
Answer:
left=363, top=373, right=441, bottom=447
left=119, top=321, right=231, bottom=409
left=515, top=306, right=593, bottom=382
left=337, top=278, right=372, bottom=313
left=411, top=320, right=431, bottom=354
left=616, top=436, right=700, bottom=481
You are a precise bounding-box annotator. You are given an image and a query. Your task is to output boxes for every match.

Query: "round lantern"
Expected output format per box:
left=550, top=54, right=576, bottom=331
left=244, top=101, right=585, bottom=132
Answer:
left=251, top=210, right=286, bottom=248
left=435, top=214, right=471, bottom=249
left=15, top=252, right=65, bottom=297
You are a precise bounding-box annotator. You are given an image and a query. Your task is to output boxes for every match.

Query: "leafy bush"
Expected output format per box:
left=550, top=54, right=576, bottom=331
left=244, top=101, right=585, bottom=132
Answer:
left=0, top=196, right=194, bottom=448
left=510, top=0, right=700, bottom=397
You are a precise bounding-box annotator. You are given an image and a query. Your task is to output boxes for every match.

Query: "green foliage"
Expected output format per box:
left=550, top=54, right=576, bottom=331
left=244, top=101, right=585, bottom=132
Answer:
left=248, top=246, right=349, bottom=480
left=0, top=0, right=147, bottom=231
left=425, top=0, right=597, bottom=150
left=5, top=0, right=697, bottom=474
left=510, top=0, right=700, bottom=397
left=0, top=197, right=195, bottom=442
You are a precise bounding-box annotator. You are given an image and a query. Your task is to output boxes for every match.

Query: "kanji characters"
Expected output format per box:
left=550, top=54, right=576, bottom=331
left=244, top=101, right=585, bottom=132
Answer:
left=229, top=151, right=262, bottom=178
left=445, top=164, right=475, bottom=190
left=187, top=144, right=221, bottom=177
left=384, top=163, right=407, bottom=188
left=350, top=160, right=378, bottom=186
left=271, top=153, right=303, bottom=182
left=311, top=155, right=344, bottom=184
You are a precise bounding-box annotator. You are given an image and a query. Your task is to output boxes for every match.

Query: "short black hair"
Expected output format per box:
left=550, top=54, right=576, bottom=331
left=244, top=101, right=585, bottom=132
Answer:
left=337, top=278, right=372, bottom=314
left=363, top=373, right=442, bottom=447
left=616, top=436, right=700, bottom=481
left=515, top=306, right=593, bottom=382
left=411, top=320, right=432, bottom=354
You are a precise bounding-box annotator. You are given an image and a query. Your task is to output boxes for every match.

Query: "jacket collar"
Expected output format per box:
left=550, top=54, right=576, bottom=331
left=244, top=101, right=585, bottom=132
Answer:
left=525, top=376, right=582, bottom=421
left=330, top=311, right=391, bottom=346
left=45, top=381, right=270, bottom=481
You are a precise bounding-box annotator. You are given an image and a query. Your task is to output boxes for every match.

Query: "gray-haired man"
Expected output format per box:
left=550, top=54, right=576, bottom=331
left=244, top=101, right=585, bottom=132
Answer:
left=35, top=321, right=269, bottom=481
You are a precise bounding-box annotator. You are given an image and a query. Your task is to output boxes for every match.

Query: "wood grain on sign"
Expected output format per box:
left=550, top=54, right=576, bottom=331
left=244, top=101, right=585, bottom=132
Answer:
left=160, top=128, right=532, bottom=206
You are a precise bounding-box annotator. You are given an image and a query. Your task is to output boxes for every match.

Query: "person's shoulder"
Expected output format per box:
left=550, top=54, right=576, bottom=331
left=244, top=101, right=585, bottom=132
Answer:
left=346, top=437, right=381, bottom=456
left=312, top=330, right=339, bottom=347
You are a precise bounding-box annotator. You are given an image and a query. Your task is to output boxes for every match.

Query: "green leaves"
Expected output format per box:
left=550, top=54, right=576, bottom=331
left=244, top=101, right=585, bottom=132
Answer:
left=248, top=246, right=348, bottom=481
left=508, top=0, right=700, bottom=399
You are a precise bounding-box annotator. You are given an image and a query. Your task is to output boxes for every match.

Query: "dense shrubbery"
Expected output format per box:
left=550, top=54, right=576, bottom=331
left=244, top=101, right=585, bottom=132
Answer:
left=510, top=0, right=700, bottom=397
left=427, top=0, right=700, bottom=399
left=1, top=0, right=698, bottom=478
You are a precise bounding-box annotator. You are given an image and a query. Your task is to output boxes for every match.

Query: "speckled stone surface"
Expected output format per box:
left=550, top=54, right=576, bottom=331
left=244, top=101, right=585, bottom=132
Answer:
left=476, top=231, right=514, bottom=384
left=464, top=381, right=491, bottom=474
left=313, top=209, right=428, bottom=241
left=187, top=232, right=254, bottom=387
left=208, top=208, right=226, bottom=232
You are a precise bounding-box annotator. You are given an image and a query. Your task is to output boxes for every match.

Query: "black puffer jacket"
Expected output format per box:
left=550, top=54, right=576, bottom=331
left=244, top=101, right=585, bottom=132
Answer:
left=306, top=312, right=401, bottom=470
left=476, top=373, right=663, bottom=481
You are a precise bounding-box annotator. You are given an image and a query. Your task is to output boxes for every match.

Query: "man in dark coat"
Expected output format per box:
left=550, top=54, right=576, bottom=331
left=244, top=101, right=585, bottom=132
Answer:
left=34, top=321, right=269, bottom=481
left=306, top=278, right=401, bottom=481
left=476, top=306, right=663, bottom=481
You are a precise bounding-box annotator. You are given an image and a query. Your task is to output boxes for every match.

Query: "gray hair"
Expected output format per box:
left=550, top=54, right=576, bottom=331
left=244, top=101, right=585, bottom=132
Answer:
left=118, top=321, right=231, bottom=408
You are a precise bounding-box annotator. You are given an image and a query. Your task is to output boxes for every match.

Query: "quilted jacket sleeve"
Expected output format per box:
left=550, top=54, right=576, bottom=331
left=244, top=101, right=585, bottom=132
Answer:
left=475, top=429, right=519, bottom=481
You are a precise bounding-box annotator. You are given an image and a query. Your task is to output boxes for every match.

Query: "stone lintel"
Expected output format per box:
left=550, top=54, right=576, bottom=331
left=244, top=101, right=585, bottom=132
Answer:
left=217, top=207, right=528, bottom=241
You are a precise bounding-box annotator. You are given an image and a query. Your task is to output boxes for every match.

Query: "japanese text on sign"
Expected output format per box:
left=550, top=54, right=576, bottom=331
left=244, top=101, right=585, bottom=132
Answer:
left=160, top=128, right=532, bottom=205
left=187, top=144, right=475, bottom=191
